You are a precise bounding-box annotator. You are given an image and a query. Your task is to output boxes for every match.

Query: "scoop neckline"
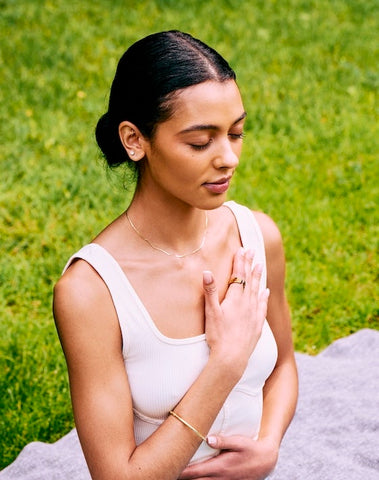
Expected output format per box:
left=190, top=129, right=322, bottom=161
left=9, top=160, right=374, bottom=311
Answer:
left=89, top=201, right=242, bottom=344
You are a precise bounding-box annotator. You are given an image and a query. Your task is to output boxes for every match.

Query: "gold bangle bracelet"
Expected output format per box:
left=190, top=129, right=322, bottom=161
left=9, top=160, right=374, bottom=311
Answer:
left=169, top=410, right=206, bottom=441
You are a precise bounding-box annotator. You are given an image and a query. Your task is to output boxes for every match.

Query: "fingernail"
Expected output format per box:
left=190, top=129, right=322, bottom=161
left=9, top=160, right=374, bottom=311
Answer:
left=266, top=288, right=270, bottom=297
left=203, top=271, right=213, bottom=285
left=207, top=435, right=217, bottom=447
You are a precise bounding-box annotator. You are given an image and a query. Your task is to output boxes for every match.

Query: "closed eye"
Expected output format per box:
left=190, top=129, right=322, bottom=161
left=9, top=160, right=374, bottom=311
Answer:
left=228, top=133, right=245, bottom=140
left=189, top=138, right=213, bottom=151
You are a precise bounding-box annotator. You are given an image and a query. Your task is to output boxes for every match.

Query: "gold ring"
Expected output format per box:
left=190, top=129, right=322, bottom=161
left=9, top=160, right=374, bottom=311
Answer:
left=228, top=277, right=246, bottom=289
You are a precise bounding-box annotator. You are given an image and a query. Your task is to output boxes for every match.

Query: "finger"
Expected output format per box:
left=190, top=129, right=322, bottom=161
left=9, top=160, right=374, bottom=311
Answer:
left=179, top=471, right=212, bottom=480
left=257, top=287, right=270, bottom=321
left=243, top=248, right=254, bottom=293
left=227, top=247, right=247, bottom=293
left=203, top=271, right=221, bottom=318
left=179, top=455, right=223, bottom=479
left=179, top=474, right=212, bottom=480
left=179, top=458, right=217, bottom=479
left=250, top=262, right=263, bottom=300
left=207, top=434, right=246, bottom=452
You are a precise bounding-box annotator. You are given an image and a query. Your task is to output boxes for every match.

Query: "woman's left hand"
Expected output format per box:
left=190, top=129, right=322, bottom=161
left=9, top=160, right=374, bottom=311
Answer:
left=178, top=435, right=278, bottom=480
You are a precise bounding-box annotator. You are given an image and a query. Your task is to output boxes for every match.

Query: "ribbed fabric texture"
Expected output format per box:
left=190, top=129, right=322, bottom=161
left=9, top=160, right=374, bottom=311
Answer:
left=63, top=201, right=278, bottom=465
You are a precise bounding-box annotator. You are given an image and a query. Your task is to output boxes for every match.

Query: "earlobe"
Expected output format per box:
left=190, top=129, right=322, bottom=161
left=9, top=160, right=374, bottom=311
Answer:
left=118, top=121, right=145, bottom=161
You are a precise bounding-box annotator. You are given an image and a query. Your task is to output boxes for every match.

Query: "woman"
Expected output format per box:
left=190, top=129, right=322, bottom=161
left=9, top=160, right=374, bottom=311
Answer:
left=54, top=30, right=298, bottom=480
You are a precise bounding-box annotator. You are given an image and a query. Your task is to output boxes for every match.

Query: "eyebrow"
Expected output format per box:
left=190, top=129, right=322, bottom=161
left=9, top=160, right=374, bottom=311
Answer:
left=178, top=111, right=247, bottom=134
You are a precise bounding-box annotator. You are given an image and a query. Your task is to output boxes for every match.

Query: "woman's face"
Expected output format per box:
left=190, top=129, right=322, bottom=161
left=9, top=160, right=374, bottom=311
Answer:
left=139, top=80, right=246, bottom=210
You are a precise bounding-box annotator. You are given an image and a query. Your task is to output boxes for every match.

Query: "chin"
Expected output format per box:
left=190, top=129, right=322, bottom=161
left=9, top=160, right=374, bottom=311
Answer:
left=198, top=195, right=228, bottom=211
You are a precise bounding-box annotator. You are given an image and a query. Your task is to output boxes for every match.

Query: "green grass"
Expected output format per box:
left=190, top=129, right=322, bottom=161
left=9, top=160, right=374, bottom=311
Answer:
left=1, top=0, right=378, bottom=469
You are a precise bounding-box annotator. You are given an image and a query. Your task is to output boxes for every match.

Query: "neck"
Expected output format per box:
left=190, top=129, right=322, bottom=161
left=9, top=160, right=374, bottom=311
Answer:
left=126, top=193, right=208, bottom=256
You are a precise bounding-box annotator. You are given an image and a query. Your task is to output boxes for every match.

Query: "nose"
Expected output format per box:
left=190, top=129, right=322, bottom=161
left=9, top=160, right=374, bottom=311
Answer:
left=213, top=139, right=240, bottom=170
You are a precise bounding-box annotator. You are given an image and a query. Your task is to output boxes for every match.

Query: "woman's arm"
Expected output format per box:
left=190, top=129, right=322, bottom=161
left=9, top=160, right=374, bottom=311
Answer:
left=54, top=248, right=268, bottom=480
left=256, top=212, right=298, bottom=448
left=179, top=212, right=298, bottom=480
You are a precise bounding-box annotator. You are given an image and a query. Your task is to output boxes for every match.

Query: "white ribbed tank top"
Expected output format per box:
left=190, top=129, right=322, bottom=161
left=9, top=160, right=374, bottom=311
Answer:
left=63, top=201, right=278, bottom=465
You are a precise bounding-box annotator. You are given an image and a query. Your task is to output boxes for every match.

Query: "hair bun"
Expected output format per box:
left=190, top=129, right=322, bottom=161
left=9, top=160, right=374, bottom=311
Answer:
left=95, top=31, right=236, bottom=171
left=95, top=113, right=129, bottom=167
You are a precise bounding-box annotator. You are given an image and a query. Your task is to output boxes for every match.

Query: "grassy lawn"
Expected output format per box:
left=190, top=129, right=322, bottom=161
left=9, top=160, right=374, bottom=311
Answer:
left=1, top=0, right=378, bottom=469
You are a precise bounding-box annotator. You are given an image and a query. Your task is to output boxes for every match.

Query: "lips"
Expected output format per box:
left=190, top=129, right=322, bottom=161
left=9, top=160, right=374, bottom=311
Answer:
left=202, top=176, right=232, bottom=194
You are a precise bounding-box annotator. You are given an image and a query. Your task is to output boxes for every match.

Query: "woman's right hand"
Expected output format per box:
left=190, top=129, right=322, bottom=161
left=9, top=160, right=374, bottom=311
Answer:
left=203, top=247, right=269, bottom=379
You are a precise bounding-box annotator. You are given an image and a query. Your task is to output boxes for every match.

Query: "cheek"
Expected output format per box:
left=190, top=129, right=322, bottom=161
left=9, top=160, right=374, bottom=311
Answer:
left=149, top=140, right=205, bottom=183
left=233, top=143, right=243, bottom=157
left=150, top=151, right=195, bottom=184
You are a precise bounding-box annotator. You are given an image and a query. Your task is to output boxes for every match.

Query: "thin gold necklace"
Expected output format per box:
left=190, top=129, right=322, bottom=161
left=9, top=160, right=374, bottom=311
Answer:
left=125, top=210, right=208, bottom=258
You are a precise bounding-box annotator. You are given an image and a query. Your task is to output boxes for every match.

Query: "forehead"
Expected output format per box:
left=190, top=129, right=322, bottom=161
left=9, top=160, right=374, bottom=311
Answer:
left=166, top=80, right=245, bottom=128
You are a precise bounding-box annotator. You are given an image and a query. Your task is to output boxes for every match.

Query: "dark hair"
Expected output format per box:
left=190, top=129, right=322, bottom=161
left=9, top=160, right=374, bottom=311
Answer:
left=95, top=30, right=236, bottom=169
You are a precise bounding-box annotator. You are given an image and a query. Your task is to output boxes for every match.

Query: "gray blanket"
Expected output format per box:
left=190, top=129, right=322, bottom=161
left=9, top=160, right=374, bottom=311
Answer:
left=1, top=329, right=378, bottom=479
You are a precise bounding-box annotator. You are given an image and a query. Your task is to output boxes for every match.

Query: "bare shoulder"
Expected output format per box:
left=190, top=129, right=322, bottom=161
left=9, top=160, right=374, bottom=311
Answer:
left=252, top=211, right=284, bottom=257
left=54, top=259, right=110, bottom=320
left=53, top=259, right=121, bottom=359
left=251, top=210, right=286, bottom=293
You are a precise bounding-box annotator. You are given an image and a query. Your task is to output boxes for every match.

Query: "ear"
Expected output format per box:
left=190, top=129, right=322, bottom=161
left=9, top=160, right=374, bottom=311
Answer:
left=118, top=121, right=146, bottom=161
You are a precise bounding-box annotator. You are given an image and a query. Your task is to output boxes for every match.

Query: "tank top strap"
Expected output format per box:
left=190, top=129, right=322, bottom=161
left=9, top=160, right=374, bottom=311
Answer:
left=62, top=243, right=128, bottom=291
left=62, top=243, right=138, bottom=350
left=224, top=201, right=267, bottom=288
